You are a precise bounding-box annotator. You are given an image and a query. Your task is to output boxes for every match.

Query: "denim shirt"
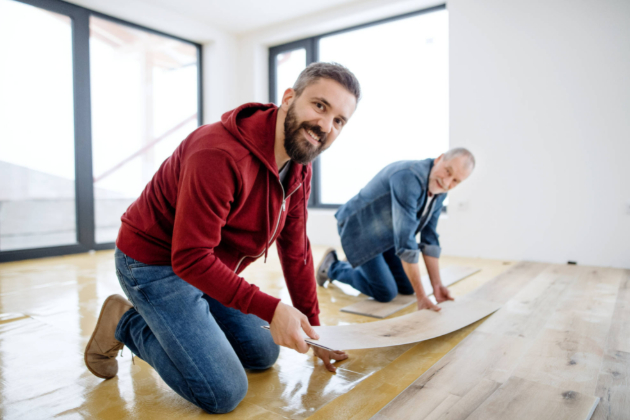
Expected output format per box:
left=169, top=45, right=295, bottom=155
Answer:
left=335, top=159, right=446, bottom=268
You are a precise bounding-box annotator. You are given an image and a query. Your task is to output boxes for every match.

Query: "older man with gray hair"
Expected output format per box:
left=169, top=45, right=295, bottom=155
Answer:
left=316, top=148, right=475, bottom=311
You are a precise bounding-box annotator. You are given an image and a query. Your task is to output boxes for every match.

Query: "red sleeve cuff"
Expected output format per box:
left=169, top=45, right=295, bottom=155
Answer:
left=247, top=290, right=281, bottom=324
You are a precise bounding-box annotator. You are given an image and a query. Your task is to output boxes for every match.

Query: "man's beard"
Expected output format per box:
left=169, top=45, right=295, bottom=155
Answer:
left=283, top=102, right=328, bottom=165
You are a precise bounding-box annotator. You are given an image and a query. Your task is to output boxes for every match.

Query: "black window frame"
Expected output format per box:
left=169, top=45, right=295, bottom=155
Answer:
left=0, top=0, right=203, bottom=263
left=269, top=4, right=446, bottom=209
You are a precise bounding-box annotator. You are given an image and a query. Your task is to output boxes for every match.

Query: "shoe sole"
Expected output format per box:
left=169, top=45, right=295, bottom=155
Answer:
left=84, top=294, right=123, bottom=379
left=315, top=247, right=336, bottom=286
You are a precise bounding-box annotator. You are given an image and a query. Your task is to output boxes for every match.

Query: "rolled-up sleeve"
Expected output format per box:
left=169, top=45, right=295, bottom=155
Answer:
left=389, top=170, right=424, bottom=264
left=419, top=198, right=443, bottom=258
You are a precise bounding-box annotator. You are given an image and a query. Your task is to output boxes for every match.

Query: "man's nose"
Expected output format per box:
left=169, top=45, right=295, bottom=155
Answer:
left=318, top=116, right=334, bottom=134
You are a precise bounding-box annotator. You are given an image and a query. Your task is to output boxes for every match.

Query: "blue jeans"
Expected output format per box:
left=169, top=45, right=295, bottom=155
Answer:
left=328, top=247, right=414, bottom=302
left=113, top=248, right=279, bottom=414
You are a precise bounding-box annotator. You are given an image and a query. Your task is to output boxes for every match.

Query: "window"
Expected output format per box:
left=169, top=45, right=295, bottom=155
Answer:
left=269, top=6, right=447, bottom=207
left=90, top=16, right=200, bottom=243
left=274, top=49, right=307, bottom=106
left=0, top=0, right=201, bottom=262
left=0, top=0, right=76, bottom=251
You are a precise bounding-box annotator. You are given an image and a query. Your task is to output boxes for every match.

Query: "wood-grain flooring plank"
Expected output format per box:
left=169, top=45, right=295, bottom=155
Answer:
left=464, top=261, right=548, bottom=304
left=466, top=376, right=599, bottom=420
left=476, top=264, right=578, bottom=339
left=371, top=263, right=624, bottom=419
left=592, top=350, right=630, bottom=420
left=592, top=269, right=630, bottom=420
left=340, top=266, right=480, bottom=319
left=341, top=294, right=416, bottom=319
left=423, top=379, right=500, bottom=420
left=511, top=267, right=623, bottom=396
left=602, top=270, right=630, bottom=354
left=307, top=298, right=500, bottom=351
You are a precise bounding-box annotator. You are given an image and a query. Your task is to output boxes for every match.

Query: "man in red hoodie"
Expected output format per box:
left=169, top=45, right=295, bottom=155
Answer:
left=84, top=63, right=360, bottom=413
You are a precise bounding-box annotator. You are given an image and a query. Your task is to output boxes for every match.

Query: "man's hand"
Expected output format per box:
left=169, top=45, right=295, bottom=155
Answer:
left=434, top=284, right=454, bottom=303
left=312, top=346, right=348, bottom=372
left=417, top=295, right=441, bottom=312
left=269, top=302, right=318, bottom=354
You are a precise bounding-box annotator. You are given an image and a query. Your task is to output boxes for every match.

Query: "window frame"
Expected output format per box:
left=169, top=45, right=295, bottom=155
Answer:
left=268, top=4, right=446, bottom=209
left=0, top=0, right=203, bottom=262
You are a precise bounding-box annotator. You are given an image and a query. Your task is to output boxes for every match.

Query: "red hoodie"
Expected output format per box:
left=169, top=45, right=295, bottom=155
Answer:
left=116, top=103, right=320, bottom=326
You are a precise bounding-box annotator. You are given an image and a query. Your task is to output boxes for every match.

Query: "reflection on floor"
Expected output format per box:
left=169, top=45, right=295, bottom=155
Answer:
left=0, top=246, right=515, bottom=419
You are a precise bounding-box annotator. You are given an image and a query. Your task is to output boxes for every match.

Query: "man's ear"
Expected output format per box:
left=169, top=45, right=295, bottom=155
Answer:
left=435, top=153, right=444, bottom=164
left=281, top=88, right=296, bottom=110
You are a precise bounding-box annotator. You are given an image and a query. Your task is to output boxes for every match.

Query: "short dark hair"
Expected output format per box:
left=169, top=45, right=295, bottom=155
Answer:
left=293, top=62, right=361, bottom=102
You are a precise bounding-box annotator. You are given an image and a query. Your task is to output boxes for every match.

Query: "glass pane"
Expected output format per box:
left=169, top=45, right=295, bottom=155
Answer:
left=0, top=0, right=76, bottom=251
left=276, top=49, right=306, bottom=104
left=319, top=10, right=449, bottom=204
left=90, top=16, right=199, bottom=243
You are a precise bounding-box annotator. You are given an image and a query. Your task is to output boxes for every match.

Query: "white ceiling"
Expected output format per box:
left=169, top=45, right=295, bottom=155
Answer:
left=134, top=0, right=364, bottom=35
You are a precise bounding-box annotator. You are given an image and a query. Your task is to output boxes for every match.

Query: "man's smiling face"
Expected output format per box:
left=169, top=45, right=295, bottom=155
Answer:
left=428, top=154, right=473, bottom=195
left=282, top=78, right=357, bottom=165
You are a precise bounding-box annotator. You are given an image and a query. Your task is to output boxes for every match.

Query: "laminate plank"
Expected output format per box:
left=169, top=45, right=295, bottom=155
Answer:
left=372, top=332, right=530, bottom=419
left=476, top=264, right=577, bottom=339
left=464, top=261, right=548, bottom=304
left=371, top=263, right=626, bottom=419
left=512, top=267, right=623, bottom=396
left=401, top=331, right=531, bottom=397
left=511, top=328, right=607, bottom=396
left=592, top=270, right=630, bottom=420
left=423, top=379, right=500, bottom=420
left=340, top=266, right=480, bottom=319
left=545, top=267, right=623, bottom=344
left=306, top=298, right=501, bottom=351
left=370, top=386, right=452, bottom=420
left=592, top=350, right=630, bottom=420
left=603, top=270, right=630, bottom=354
left=340, top=294, right=416, bottom=319
left=466, top=376, right=599, bottom=420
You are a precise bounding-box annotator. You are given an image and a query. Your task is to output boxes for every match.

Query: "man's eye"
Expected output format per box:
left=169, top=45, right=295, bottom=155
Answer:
left=335, top=118, right=343, bottom=126
left=316, top=102, right=324, bottom=109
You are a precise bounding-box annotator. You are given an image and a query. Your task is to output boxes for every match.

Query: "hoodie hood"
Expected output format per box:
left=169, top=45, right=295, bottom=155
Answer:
left=221, top=102, right=281, bottom=176
left=221, top=102, right=310, bottom=183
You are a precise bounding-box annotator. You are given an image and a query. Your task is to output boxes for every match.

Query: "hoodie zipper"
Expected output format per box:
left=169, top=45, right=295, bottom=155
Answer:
left=234, top=182, right=302, bottom=273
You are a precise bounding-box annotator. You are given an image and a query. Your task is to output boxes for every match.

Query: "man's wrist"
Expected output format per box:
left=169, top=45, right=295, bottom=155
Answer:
left=415, top=288, right=428, bottom=298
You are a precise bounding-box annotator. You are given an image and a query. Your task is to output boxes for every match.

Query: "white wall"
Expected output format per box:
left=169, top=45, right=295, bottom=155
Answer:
left=442, top=0, right=630, bottom=268
left=238, top=0, right=630, bottom=268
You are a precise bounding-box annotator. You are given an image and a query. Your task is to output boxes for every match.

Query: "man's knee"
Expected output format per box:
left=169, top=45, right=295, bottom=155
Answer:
left=197, top=374, right=248, bottom=414
left=373, top=287, right=398, bottom=303
left=244, top=340, right=280, bottom=370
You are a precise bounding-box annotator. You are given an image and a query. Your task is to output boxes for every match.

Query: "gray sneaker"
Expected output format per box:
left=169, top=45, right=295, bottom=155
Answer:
left=315, top=248, right=338, bottom=286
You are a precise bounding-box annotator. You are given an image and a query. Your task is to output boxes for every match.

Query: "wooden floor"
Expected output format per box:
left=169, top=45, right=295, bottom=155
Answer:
left=373, top=262, right=630, bottom=419
left=0, top=246, right=549, bottom=419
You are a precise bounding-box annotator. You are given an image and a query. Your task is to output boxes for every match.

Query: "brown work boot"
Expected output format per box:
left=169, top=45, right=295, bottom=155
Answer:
left=84, top=294, right=133, bottom=379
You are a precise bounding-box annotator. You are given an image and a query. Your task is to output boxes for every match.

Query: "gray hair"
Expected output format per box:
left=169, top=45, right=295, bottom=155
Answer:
left=443, top=147, right=476, bottom=171
left=293, top=62, right=361, bottom=102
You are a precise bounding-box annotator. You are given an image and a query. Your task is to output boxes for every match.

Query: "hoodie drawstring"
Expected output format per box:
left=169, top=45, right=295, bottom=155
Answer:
left=264, top=171, right=270, bottom=263
left=264, top=166, right=307, bottom=265
left=302, top=182, right=307, bottom=265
